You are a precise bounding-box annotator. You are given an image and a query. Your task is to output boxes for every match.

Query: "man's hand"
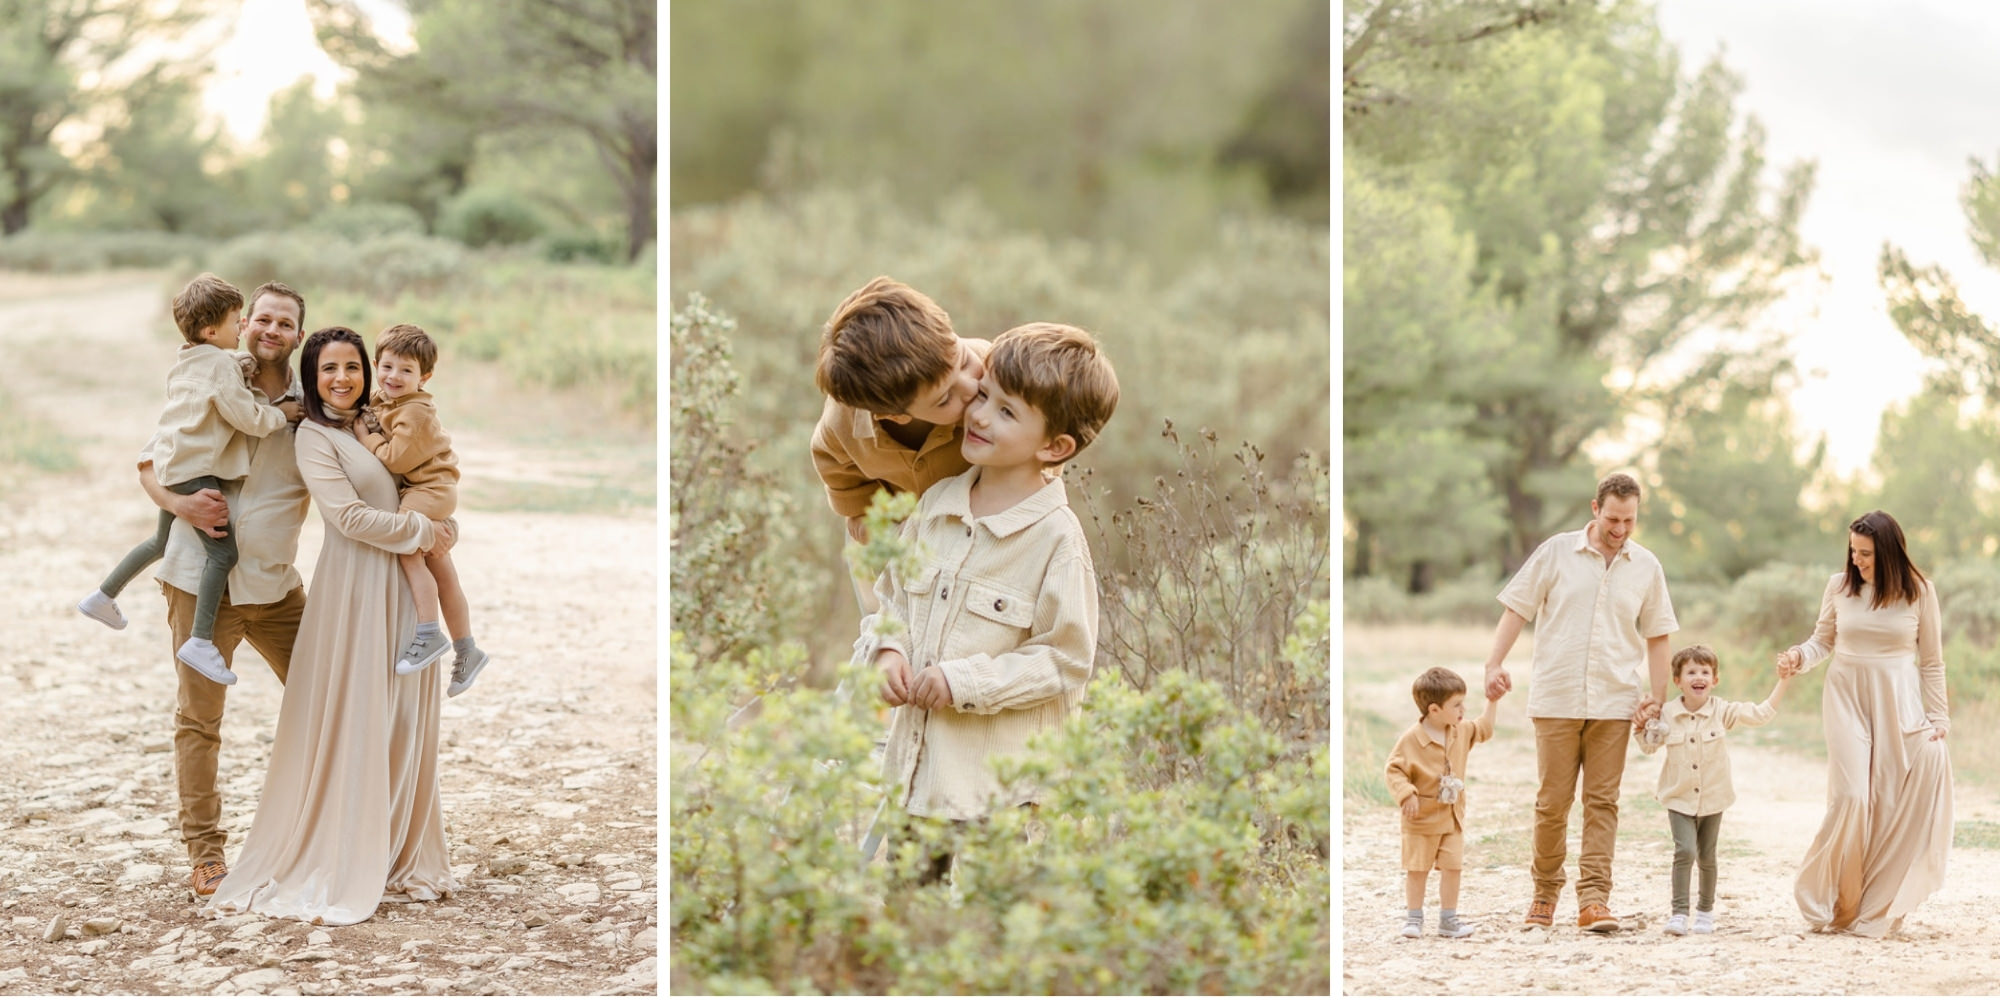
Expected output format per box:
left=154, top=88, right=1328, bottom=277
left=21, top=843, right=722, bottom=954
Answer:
left=178, top=487, right=230, bottom=539
left=1630, top=697, right=1661, bottom=729
left=845, top=515, right=868, bottom=544
left=877, top=649, right=911, bottom=706
left=1484, top=664, right=1511, bottom=702
left=1401, top=796, right=1420, bottom=819
left=911, top=664, right=954, bottom=710
left=277, top=400, right=303, bottom=424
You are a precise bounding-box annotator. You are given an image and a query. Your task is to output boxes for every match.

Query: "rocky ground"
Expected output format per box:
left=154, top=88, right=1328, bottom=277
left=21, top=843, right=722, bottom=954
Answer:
left=0, top=272, right=657, bottom=996
left=1344, top=625, right=2000, bottom=996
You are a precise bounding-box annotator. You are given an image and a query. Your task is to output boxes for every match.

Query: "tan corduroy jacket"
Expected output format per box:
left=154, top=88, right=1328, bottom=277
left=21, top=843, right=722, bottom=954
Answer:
left=149, top=344, right=290, bottom=487
left=1384, top=713, right=1495, bottom=835
left=857, top=468, right=1098, bottom=821
left=808, top=339, right=992, bottom=518
left=1635, top=694, right=1776, bottom=817
left=357, top=390, right=460, bottom=521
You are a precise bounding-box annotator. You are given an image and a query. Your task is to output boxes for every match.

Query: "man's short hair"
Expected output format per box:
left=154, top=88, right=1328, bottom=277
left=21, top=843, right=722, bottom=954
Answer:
left=985, top=322, right=1120, bottom=460
left=1671, top=643, right=1719, bottom=682
left=1595, top=472, right=1642, bottom=507
left=377, top=323, right=437, bottom=375
left=248, top=280, right=306, bottom=330
left=1412, top=666, right=1466, bottom=720
left=172, top=273, right=243, bottom=345
left=814, top=276, right=958, bottom=415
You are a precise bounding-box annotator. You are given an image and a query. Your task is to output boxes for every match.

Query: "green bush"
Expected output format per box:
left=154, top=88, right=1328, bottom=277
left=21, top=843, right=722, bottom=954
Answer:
left=538, top=229, right=624, bottom=264
left=0, top=230, right=205, bottom=271
left=305, top=202, right=427, bottom=240
left=1716, top=562, right=1833, bottom=646
left=206, top=230, right=466, bottom=302
left=437, top=186, right=548, bottom=247
left=1343, top=575, right=1411, bottom=625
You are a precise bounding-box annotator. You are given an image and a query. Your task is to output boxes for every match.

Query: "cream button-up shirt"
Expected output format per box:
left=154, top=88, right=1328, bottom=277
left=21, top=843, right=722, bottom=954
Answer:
left=858, top=468, right=1097, bottom=821
left=1636, top=695, right=1776, bottom=816
left=1497, top=526, right=1678, bottom=721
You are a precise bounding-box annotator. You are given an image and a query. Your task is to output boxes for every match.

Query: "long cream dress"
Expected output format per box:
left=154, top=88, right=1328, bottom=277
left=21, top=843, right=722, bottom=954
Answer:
left=1789, top=573, right=1952, bottom=937
left=202, top=419, right=456, bottom=925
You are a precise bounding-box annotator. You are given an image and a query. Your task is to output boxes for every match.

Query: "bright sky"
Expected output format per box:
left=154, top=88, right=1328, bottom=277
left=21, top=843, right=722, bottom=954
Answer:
left=1653, top=0, right=2000, bottom=477
left=202, top=0, right=411, bottom=143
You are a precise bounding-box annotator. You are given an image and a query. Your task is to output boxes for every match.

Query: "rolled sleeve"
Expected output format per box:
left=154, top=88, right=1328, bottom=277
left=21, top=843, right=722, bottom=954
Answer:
left=1495, top=540, right=1553, bottom=622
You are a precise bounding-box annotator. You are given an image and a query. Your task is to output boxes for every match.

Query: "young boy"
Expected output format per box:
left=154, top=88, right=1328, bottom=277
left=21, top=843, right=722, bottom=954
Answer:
left=79, top=273, right=299, bottom=685
left=355, top=323, right=488, bottom=695
left=858, top=322, right=1118, bottom=881
left=810, top=276, right=988, bottom=607
left=1385, top=666, right=1503, bottom=938
left=1636, top=643, right=1787, bottom=935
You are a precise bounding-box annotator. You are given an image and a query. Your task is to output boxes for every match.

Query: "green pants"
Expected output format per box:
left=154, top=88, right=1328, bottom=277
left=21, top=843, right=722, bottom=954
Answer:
left=1668, top=809, right=1721, bottom=915
left=101, top=476, right=235, bottom=640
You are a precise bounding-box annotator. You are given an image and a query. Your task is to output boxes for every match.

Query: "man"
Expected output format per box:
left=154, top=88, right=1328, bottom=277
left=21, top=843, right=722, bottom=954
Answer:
left=1482, top=472, right=1676, bottom=933
left=136, top=282, right=311, bottom=898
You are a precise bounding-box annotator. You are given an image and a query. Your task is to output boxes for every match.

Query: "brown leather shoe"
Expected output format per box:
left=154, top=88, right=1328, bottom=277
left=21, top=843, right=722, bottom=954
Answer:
left=1523, top=899, right=1555, bottom=927
left=1578, top=902, right=1619, bottom=932
left=189, top=861, right=227, bottom=897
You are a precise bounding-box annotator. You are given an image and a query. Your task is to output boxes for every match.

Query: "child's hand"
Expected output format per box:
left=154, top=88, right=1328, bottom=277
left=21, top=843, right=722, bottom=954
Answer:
left=277, top=400, right=303, bottom=424
left=877, top=649, right=911, bottom=706
left=235, top=353, right=257, bottom=381
left=1401, top=797, right=1419, bottom=819
left=1775, top=647, right=1803, bottom=678
left=360, top=407, right=384, bottom=436
left=845, top=515, right=868, bottom=544
left=911, top=663, right=954, bottom=710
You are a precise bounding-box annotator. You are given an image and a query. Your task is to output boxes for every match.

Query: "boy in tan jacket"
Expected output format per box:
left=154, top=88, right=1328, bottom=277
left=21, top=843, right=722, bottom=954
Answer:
left=858, top=323, right=1117, bottom=884
left=357, top=324, right=487, bottom=694
left=79, top=273, right=300, bottom=686
left=810, top=276, right=989, bottom=610
left=1385, top=666, right=1503, bottom=938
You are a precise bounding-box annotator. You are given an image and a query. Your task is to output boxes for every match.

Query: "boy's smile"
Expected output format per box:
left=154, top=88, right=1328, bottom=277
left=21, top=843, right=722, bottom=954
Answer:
left=961, top=374, right=1051, bottom=469
left=1678, top=661, right=1715, bottom=708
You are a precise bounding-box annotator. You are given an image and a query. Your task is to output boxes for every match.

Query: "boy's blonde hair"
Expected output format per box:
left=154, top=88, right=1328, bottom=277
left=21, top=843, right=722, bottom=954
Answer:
left=172, top=273, right=243, bottom=346
left=377, top=323, right=437, bottom=375
left=986, top=322, right=1119, bottom=460
left=815, top=276, right=958, bottom=415
left=1671, top=643, right=1719, bottom=682
left=1412, top=666, right=1466, bottom=720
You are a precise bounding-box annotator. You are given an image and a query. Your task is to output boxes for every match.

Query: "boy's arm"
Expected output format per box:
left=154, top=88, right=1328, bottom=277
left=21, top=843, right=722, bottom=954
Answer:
left=932, top=548, right=1096, bottom=715
left=1724, top=681, right=1788, bottom=730
left=810, top=415, right=892, bottom=519
left=1384, top=741, right=1418, bottom=815
left=204, top=355, right=288, bottom=438
left=363, top=404, right=449, bottom=476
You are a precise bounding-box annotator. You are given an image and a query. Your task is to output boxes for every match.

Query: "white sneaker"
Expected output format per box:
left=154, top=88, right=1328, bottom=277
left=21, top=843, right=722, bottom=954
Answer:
left=1399, top=916, right=1422, bottom=938
left=1664, top=913, right=1688, bottom=935
left=177, top=637, right=237, bottom=686
left=1437, top=918, right=1476, bottom=939
left=77, top=590, right=127, bottom=630
left=1692, top=910, right=1715, bottom=934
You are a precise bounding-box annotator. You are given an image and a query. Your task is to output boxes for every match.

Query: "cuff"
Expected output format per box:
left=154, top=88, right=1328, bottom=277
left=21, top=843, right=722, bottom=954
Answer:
left=936, top=658, right=989, bottom=715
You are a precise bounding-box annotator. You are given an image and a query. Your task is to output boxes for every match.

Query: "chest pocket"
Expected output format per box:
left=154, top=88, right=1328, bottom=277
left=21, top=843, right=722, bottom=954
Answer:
left=947, top=579, right=1036, bottom=658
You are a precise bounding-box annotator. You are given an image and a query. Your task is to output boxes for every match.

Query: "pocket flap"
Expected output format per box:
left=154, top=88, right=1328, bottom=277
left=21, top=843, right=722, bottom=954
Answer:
left=963, top=580, right=1034, bottom=628
left=903, top=565, right=939, bottom=595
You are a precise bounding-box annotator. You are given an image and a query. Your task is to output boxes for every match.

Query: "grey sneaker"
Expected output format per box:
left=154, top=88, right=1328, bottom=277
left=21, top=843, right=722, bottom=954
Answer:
left=177, top=637, right=237, bottom=686
left=1399, top=914, right=1422, bottom=938
left=446, top=648, right=489, bottom=697
left=1437, top=917, right=1475, bottom=939
left=77, top=590, right=127, bottom=630
left=395, top=630, right=451, bottom=675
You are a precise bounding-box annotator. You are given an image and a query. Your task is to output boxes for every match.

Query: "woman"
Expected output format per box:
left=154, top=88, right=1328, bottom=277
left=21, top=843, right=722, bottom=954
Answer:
left=203, top=327, right=457, bottom=925
left=1776, top=510, right=1951, bottom=937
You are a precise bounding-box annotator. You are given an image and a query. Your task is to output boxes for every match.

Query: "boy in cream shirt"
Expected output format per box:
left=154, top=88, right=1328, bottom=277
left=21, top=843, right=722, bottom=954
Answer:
left=858, top=322, right=1116, bottom=883
left=1636, top=643, right=1789, bottom=934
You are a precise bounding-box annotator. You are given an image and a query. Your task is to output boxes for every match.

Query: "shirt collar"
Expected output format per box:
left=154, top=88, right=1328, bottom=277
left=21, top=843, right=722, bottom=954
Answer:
left=927, top=469, right=1071, bottom=538
left=1573, top=524, right=1634, bottom=562
left=1417, top=723, right=1448, bottom=748
left=1667, top=696, right=1715, bottom=721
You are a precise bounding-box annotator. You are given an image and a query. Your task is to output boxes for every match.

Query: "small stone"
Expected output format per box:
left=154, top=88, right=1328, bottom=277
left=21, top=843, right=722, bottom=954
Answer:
left=141, top=741, right=171, bottom=754
left=42, top=915, right=66, bottom=942
left=78, top=940, right=109, bottom=957
left=500, top=956, right=535, bottom=972
left=555, top=854, right=584, bottom=867
left=487, top=855, right=527, bottom=876
left=422, top=978, right=457, bottom=994
left=81, top=917, right=121, bottom=936
left=633, top=927, right=656, bottom=951
left=228, top=967, right=287, bottom=991
left=306, top=929, right=331, bottom=946
left=522, top=911, right=552, bottom=929
left=555, top=882, right=601, bottom=905
left=117, top=863, right=164, bottom=886
left=158, top=926, right=186, bottom=945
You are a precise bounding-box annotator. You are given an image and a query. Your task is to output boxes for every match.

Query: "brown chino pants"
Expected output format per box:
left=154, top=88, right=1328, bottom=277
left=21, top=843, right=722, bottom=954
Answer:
left=1531, top=717, right=1631, bottom=909
left=163, top=581, right=305, bottom=866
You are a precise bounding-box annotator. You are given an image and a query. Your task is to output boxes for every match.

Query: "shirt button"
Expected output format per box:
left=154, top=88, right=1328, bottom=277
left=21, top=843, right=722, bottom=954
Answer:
left=940, top=587, right=948, bottom=600
left=965, top=526, right=972, bottom=537
left=994, top=598, right=1005, bottom=611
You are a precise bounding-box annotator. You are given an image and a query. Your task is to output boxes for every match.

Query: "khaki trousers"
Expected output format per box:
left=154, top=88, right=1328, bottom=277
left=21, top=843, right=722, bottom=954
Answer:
left=1531, top=717, right=1630, bottom=909
left=163, top=581, right=306, bottom=865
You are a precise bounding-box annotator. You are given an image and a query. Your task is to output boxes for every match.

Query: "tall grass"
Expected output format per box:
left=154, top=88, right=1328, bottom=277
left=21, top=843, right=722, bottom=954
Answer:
left=0, top=389, right=79, bottom=472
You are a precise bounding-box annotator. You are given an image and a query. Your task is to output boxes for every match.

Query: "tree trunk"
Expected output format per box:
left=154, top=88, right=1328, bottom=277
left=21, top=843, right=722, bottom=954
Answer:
left=622, top=133, right=655, bottom=262
left=1407, top=559, right=1434, bottom=595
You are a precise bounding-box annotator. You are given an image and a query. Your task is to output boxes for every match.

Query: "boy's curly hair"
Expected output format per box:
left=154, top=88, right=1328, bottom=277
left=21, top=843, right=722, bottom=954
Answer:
left=1671, top=643, right=1719, bottom=682
left=377, top=323, right=438, bottom=375
left=814, top=276, right=959, bottom=415
left=172, top=273, right=243, bottom=346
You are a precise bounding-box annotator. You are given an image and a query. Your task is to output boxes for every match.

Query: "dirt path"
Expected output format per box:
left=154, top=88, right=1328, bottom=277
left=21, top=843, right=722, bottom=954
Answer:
left=0, top=273, right=656, bottom=996
left=1344, top=626, right=2000, bottom=996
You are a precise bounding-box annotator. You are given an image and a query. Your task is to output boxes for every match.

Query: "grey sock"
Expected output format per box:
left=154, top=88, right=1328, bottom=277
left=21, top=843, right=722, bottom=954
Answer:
left=454, top=634, right=479, bottom=655
left=1406, top=908, right=1423, bottom=921
left=417, top=621, right=443, bottom=640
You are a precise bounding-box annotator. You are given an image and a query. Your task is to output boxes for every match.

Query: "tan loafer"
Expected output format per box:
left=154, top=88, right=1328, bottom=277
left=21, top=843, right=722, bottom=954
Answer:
left=189, top=861, right=227, bottom=897
left=1578, top=902, right=1620, bottom=932
left=1524, top=899, right=1555, bottom=927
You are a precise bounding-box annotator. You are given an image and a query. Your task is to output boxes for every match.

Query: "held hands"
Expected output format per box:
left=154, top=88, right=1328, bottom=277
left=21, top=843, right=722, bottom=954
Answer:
left=910, top=664, right=954, bottom=710
left=1630, top=697, right=1662, bottom=733
left=1774, top=647, right=1804, bottom=678
left=1483, top=665, right=1511, bottom=701
left=424, top=518, right=455, bottom=556
left=877, top=649, right=911, bottom=706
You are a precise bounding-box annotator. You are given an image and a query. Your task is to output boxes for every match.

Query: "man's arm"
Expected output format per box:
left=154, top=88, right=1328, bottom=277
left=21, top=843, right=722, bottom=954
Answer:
left=139, top=461, right=229, bottom=539
left=1636, top=634, right=1673, bottom=725
left=1483, top=608, right=1527, bottom=700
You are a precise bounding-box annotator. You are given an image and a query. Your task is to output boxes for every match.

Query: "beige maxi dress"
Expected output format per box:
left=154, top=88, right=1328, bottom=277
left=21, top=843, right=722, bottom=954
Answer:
left=1789, top=573, right=1952, bottom=937
left=202, top=419, right=456, bottom=925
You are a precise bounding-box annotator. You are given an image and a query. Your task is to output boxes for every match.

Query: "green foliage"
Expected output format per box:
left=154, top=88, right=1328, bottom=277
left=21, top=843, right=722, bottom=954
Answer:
left=538, top=229, right=625, bottom=265
left=305, top=202, right=427, bottom=240
left=1077, top=423, right=1330, bottom=741
left=1341, top=703, right=1398, bottom=807
left=207, top=231, right=468, bottom=302
left=669, top=295, right=813, bottom=660
left=1346, top=0, right=1818, bottom=578
left=1649, top=385, right=1835, bottom=582
left=0, top=388, right=78, bottom=472
left=0, top=230, right=203, bottom=271
left=1868, top=386, right=2000, bottom=561
left=671, top=646, right=1329, bottom=994
left=436, top=186, right=548, bottom=248
left=1713, top=562, right=1832, bottom=647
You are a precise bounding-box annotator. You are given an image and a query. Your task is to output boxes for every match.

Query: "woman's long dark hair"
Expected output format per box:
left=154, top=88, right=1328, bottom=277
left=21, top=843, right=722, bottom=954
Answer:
left=1847, top=509, right=1927, bottom=609
left=298, top=326, right=371, bottom=427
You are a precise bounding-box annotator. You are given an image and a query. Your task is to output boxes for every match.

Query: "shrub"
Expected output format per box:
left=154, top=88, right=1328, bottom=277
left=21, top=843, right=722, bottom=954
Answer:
left=1078, top=421, right=1329, bottom=742
left=0, top=230, right=204, bottom=271
left=437, top=186, right=548, bottom=247
left=305, top=202, right=426, bottom=240
left=1343, top=575, right=1411, bottom=625
left=539, top=229, right=624, bottom=264
left=1716, top=562, right=1833, bottom=646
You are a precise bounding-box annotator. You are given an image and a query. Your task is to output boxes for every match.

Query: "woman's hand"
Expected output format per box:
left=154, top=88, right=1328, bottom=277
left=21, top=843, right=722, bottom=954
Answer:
left=427, top=518, right=456, bottom=555
left=1775, top=647, right=1803, bottom=678
left=1931, top=724, right=1949, bottom=742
